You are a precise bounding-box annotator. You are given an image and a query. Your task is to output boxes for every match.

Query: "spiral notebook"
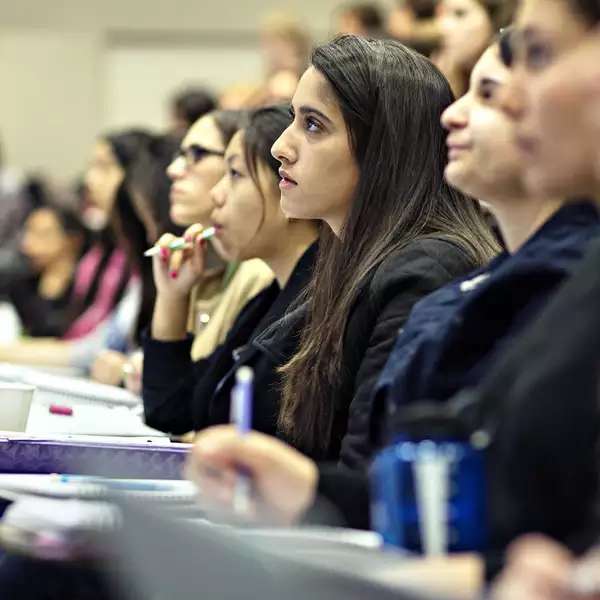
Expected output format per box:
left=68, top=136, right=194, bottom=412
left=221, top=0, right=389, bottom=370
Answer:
left=0, top=363, right=139, bottom=407
left=0, top=474, right=198, bottom=503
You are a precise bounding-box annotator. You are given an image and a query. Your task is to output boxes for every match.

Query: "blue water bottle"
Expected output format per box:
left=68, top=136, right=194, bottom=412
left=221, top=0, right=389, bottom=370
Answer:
left=370, top=402, right=488, bottom=555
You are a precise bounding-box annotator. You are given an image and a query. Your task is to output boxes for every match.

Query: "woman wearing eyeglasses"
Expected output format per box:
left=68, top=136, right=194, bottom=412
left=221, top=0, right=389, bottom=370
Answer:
left=159, top=110, right=274, bottom=364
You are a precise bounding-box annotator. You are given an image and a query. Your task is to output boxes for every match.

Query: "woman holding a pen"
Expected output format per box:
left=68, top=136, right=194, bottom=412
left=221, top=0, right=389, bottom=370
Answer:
left=142, top=106, right=320, bottom=441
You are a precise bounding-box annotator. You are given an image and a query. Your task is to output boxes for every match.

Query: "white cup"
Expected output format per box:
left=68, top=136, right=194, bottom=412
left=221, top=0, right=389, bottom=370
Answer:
left=0, top=383, right=35, bottom=431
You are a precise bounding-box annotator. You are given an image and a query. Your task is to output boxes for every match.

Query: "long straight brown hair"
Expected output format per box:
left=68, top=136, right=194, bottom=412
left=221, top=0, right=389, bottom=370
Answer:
left=278, top=36, right=499, bottom=456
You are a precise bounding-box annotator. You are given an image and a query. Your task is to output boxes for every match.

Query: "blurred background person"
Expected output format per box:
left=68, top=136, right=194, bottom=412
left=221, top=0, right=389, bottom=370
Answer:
left=90, top=133, right=181, bottom=388
left=260, top=69, right=301, bottom=105
left=388, top=0, right=441, bottom=57
left=259, top=13, right=312, bottom=78
left=169, top=86, right=217, bottom=137
left=218, top=82, right=265, bottom=110
left=335, top=2, right=386, bottom=37
left=435, top=0, right=516, bottom=96
left=8, top=179, right=87, bottom=339
left=0, top=137, right=33, bottom=300
left=0, top=129, right=153, bottom=371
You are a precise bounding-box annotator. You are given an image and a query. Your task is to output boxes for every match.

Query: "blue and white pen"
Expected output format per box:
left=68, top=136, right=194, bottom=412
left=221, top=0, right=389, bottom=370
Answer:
left=231, top=366, right=254, bottom=515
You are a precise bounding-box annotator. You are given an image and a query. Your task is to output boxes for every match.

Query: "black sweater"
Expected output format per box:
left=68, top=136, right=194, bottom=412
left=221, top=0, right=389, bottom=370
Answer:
left=143, top=237, right=478, bottom=463
left=143, top=244, right=317, bottom=442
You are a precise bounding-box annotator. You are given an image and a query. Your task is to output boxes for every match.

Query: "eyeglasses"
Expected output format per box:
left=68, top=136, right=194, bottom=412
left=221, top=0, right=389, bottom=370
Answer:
left=172, top=144, right=225, bottom=168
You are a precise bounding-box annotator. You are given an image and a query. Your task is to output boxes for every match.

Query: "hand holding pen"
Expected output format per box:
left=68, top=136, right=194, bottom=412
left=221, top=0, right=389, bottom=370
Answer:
left=149, top=224, right=215, bottom=300
left=187, top=424, right=319, bottom=526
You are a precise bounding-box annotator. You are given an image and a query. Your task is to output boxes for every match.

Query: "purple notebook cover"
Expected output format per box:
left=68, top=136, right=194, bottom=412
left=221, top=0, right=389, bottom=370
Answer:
left=0, top=438, right=191, bottom=480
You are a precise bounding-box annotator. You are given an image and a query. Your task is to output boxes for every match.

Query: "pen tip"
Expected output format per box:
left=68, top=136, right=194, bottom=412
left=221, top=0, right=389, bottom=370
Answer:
left=236, top=366, right=254, bottom=384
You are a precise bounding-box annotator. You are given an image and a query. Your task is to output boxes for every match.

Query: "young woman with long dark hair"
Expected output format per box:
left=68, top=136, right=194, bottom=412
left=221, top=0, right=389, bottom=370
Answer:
left=90, top=133, right=182, bottom=387
left=272, top=34, right=498, bottom=464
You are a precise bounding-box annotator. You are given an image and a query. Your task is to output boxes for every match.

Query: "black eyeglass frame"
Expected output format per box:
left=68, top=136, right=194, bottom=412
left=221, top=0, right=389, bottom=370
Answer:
left=173, top=144, right=225, bottom=167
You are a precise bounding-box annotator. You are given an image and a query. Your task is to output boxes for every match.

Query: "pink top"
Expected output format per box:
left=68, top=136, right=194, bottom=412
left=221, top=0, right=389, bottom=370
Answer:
left=62, top=245, right=129, bottom=340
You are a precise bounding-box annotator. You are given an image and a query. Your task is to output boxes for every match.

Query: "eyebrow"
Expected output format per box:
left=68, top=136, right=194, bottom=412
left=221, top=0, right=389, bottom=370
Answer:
left=225, top=154, right=239, bottom=165
left=479, top=76, right=501, bottom=87
left=297, top=105, right=334, bottom=126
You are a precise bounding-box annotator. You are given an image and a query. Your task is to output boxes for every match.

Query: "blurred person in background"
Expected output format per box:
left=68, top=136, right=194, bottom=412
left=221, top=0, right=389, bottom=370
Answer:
left=388, top=0, right=441, bottom=57
left=8, top=179, right=87, bottom=338
left=335, top=2, right=386, bottom=37
left=260, top=69, right=301, bottom=105
left=259, top=13, right=312, bottom=78
left=90, top=134, right=181, bottom=389
left=0, top=130, right=153, bottom=371
left=164, top=109, right=274, bottom=365
left=169, top=86, right=217, bottom=137
left=435, top=0, right=516, bottom=96
left=218, top=82, right=265, bottom=110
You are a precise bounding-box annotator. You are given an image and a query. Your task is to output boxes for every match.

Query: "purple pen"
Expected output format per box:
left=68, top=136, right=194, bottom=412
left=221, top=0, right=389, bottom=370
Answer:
left=233, top=367, right=253, bottom=434
left=231, top=367, right=254, bottom=514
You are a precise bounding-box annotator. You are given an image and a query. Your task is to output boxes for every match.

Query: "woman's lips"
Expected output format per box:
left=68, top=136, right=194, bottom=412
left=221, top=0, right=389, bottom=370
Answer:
left=278, top=168, right=298, bottom=190
left=515, top=134, right=538, bottom=156
left=279, top=178, right=297, bottom=190
left=446, top=141, right=471, bottom=160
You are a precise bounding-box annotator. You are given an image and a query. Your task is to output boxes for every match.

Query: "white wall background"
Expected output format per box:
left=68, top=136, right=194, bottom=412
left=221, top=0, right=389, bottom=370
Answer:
left=0, top=0, right=394, bottom=181
left=103, top=37, right=264, bottom=131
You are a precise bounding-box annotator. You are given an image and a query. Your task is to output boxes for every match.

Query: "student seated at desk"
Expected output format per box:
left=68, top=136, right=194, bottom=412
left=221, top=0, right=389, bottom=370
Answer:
left=369, top=49, right=599, bottom=459
left=267, top=35, right=497, bottom=462
left=162, top=109, right=275, bottom=364
left=142, top=106, right=319, bottom=442
left=9, top=188, right=87, bottom=338
left=0, top=130, right=154, bottom=371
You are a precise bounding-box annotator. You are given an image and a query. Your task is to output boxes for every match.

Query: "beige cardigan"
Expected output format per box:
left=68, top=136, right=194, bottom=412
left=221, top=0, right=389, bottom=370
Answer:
left=188, top=259, right=274, bottom=362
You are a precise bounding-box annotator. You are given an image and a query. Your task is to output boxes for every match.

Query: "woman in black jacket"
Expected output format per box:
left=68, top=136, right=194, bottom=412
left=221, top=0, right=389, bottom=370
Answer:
left=142, top=106, right=320, bottom=442
left=270, top=35, right=497, bottom=464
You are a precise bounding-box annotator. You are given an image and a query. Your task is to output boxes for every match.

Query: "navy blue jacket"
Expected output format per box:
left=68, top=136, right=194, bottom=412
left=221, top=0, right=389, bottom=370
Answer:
left=373, top=202, right=600, bottom=443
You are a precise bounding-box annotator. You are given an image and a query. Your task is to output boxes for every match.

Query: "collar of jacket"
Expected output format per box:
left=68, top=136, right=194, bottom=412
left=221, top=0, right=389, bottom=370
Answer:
left=467, top=200, right=600, bottom=281
left=235, top=242, right=318, bottom=364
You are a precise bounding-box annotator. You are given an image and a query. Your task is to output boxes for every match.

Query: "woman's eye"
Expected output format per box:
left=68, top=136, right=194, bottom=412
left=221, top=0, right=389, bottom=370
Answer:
left=229, top=168, right=242, bottom=179
left=525, top=42, right=553, bottom=70
left=305, top=117, right=321, bottom=133
left=453, top=8, right=467, bottom=18
left=478, top=84, right=495, bottom=101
